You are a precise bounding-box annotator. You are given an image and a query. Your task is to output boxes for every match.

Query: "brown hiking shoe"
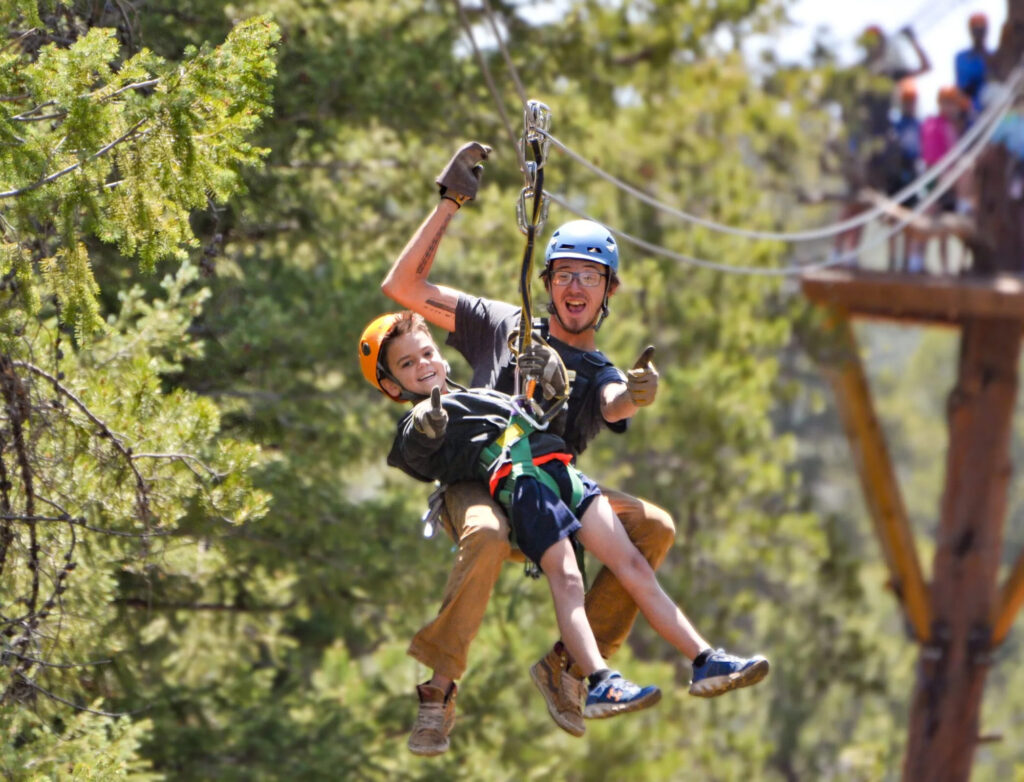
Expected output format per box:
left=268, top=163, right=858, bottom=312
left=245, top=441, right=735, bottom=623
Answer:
left=407, top=681, right=457, bottom=756
left=529, top=642, right=586, bottom=737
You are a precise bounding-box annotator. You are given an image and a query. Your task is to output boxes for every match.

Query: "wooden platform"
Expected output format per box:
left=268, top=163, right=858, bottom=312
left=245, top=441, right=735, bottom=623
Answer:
left=800, top=270, right=1024, bottom=326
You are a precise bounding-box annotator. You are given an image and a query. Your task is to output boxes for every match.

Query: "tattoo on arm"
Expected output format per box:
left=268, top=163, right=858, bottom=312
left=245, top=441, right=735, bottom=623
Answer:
left=426, top=298, right=455, bottom=315
left=416, top=212, right=453, bottom=275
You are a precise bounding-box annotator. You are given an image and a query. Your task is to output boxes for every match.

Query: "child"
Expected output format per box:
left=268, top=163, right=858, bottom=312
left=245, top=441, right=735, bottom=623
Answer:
left=359, top=311, right=770, bottom=733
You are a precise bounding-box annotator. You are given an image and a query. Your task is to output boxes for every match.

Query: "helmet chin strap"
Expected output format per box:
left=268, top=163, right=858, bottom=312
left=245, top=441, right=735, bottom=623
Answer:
left=378, top=365, right=432, bottom=403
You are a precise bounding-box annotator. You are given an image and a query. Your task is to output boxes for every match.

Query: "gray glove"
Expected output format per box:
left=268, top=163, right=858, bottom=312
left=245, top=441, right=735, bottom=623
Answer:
left=519, top=341, right=567, bottom=400
left=413, top=386, right=448, bottom=439
left=626, top=345, right=658, bottom=407
left=436, top=142, right=491, bottom=206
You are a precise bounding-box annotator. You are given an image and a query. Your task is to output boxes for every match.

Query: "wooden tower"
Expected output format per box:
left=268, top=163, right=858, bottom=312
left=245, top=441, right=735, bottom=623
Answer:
left=801, top=4, right=1024, bottom=778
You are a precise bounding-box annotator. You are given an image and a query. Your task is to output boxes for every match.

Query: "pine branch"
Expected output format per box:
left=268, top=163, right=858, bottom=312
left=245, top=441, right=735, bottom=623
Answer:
left=12, top=360, right=153, bottom=525
left=0, top=119, right=150, bottom=199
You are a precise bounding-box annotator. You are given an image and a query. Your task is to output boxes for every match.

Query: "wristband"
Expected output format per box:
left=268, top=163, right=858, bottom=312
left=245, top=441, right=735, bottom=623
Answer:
left=441, top=192, right=471, bottom=208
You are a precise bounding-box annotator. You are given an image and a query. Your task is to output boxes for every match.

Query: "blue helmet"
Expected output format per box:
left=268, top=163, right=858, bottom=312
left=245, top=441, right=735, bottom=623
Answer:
left=543, top=219, right=619, bottom=276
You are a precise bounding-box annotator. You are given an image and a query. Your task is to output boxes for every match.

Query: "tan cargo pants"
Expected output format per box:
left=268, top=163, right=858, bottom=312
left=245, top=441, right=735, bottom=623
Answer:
left=407, top=480, right=676, bottom=681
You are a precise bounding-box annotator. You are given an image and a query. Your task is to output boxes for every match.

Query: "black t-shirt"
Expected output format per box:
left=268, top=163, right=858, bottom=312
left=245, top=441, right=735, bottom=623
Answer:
left=445, top=294, right=627, bottom=458
left=387, top=389, right=567, bottom=484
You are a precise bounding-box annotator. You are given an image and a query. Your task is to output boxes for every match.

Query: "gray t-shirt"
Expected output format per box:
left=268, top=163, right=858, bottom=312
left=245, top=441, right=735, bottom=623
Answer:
left=446, top=294, right=627, bottom=458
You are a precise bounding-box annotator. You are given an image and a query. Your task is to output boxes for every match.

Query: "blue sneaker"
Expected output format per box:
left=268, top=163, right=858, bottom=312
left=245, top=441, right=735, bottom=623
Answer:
left=583, top=671, right=661, bottom=719
left=689, top=649, right=770, bottom=698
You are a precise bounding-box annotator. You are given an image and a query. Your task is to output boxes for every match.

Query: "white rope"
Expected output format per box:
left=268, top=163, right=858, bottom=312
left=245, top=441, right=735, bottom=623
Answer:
left=538, top=67, right=1022, bottom=244
left=544, top=90, right=1006, bottom=277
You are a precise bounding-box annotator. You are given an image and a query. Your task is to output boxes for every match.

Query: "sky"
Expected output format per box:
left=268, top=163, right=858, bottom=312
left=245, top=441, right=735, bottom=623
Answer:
left=778, top=0, right=1008, bottom=115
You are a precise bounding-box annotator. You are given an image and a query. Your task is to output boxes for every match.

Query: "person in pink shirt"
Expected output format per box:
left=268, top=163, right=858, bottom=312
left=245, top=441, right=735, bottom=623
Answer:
left=919, top=86, right=972, bottom=272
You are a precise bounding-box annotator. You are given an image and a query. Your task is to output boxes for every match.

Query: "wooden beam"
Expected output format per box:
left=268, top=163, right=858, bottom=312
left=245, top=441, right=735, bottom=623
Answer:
left=816, top=308, right=932, bottom=642
left=801, top=270, right=1024, bottom=326
left=992, top=547, right=1024, bottom=645
left=903, top=317, right=1023, bottom=782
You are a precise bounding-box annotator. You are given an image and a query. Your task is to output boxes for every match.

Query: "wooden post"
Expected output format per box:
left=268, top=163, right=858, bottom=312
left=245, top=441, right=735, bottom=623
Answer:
left=902, top=318, right=1023, bottom=782
left=969, top=0, right=1024, bottom=275
left=818, top=309, right=932, bottom=642
left=992, top=547, right=1024, bottom=645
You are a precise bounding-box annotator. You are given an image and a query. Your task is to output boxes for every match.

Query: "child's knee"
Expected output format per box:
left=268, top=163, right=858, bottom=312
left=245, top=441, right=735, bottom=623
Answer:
left=546, top=560, right=586, bottom=596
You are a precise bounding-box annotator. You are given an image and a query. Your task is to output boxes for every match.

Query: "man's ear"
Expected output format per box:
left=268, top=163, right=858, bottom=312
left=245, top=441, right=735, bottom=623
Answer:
left=607, top=277, right=620, bottom=296
left=380, top=376, right=402, bottom=398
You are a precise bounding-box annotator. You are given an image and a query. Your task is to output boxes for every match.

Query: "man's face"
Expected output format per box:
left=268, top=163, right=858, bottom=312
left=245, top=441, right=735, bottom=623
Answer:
left=382, top=330, right=447, bottom=398
left=546, top=258, right=610, bottom=335
left=970, top=24, right=987, bottom=47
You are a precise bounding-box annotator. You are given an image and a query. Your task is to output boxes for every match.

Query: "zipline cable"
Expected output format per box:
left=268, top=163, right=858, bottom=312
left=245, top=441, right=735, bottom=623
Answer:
left=452, top=0, right=530, bottom=184
left=537, top=72, right=1019, bottom=244
left=544, top=90, right=1008, bottom=277
left=479, top=0, right=530, bottom=107
left=471, top=0, right=1021, bottom=245
left=462, top=0, right=1020, bottom=277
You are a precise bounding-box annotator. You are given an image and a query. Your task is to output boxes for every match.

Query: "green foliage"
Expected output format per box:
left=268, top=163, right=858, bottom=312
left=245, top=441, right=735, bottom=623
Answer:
left=0, top=8, right=279, bottom=333
left=3, top=1, right=1020, bottom=780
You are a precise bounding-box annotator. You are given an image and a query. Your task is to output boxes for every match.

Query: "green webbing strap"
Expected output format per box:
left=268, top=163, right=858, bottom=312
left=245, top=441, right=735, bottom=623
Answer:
left=480, top=414, right=588, bottom=583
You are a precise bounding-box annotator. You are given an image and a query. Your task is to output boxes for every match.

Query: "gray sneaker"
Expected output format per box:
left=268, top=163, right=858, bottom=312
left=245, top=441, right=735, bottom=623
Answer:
left=407, top=681, right=457, bottom=756
left=529, top=642, right=586, bottom=737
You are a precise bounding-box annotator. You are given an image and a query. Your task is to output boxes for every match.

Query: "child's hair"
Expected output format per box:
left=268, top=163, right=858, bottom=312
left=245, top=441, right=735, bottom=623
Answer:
left=379, top=311, right=432, bottom=374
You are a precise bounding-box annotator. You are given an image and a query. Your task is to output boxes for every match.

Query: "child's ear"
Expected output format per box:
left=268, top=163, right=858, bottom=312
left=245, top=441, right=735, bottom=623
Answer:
left=380, top=376, right=402, bottom=398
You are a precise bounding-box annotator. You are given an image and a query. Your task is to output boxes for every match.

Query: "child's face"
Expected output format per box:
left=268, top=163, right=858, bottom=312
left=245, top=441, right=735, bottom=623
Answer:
left=382, top=330, right=447, bottom=398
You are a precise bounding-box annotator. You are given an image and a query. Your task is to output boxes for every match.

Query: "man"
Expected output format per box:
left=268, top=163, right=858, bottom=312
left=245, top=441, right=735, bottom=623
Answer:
left=381, top=142, right=766, bottom=755
left=955, top=12, right=992, bottom=115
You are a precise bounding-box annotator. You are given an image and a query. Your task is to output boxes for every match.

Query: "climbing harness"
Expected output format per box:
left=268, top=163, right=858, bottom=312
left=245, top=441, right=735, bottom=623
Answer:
left=478, top=401, right=587, bottom=582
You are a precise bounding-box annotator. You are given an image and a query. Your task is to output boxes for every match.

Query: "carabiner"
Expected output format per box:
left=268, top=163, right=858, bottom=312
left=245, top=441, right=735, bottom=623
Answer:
left=516, top=187, right=550, bottom=235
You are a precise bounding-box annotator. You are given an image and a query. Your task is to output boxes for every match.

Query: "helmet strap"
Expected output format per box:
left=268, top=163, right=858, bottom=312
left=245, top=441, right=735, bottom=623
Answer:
left=378, top=364, right=429, bottom=403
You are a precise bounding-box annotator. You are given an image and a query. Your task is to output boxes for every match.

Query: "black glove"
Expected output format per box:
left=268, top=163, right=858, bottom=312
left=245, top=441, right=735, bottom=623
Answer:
left=412, top=386, right=448, bottom=439
left=436, top=142, right=491, bottom=206
left=519, top=341, right=567, bottom=400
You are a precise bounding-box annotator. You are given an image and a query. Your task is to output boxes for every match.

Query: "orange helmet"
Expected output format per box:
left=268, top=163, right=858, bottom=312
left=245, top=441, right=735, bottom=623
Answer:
left=968, top=12, right=987, bottom=30
left=358, top=312, right=404, bottom=401
left=938, top=85, right=970, bottom=110
left=899, top=78, right=918, bottom=99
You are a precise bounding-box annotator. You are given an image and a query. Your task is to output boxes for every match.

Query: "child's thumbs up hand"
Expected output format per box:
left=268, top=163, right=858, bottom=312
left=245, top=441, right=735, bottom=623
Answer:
left=413, top=386, right=449, bottom=439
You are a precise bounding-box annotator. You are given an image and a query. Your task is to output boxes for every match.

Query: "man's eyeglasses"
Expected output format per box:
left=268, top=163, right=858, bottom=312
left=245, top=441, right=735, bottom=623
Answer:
left=549, top=270, right=607, bottom=288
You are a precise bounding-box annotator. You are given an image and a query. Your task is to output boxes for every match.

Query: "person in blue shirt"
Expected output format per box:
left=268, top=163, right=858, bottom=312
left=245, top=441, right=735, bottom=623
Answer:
left=955, top=13, right=992, bottom=115
left=886, top=79, right=925, bottom=271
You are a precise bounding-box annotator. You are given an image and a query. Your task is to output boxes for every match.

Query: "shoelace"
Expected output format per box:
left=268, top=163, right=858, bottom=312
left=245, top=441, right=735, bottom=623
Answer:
left=414, top=701, right=447, bottom=737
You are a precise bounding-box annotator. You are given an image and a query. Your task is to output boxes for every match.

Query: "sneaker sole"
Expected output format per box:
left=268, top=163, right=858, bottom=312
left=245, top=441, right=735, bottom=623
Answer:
left=530, top=662, right=585, bottom=737
left=689, top=658, right=770, bottom=698
left=583, top=687, right=662, bottom=720
left=408, top=739, right=449, bottom=757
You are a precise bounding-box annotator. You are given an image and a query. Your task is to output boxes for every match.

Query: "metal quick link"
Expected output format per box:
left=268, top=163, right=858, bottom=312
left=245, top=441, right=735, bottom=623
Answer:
left=420, top=482, right=447, bottom=539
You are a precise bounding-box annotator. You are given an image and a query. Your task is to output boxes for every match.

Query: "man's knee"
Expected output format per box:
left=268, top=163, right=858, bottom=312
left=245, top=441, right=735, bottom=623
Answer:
left=607, top=489, right=676, bottom=567
left=460, top=516, right=513, bottom=562
left=644, top=503, right=676, bottom=558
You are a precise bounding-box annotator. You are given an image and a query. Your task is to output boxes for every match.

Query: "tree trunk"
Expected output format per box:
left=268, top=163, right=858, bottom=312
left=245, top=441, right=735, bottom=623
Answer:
left=902, top=318, right=1023, bottom=782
